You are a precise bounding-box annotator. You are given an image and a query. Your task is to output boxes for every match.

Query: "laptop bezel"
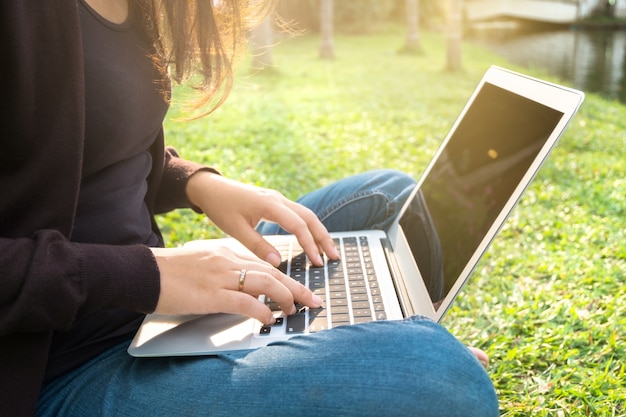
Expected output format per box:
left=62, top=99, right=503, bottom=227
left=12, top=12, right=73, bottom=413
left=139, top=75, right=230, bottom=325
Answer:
left=386, top=65, right=585, bottom=322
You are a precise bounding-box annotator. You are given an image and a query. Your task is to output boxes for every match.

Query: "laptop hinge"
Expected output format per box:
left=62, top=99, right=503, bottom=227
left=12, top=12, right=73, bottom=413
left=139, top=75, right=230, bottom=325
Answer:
left=380, top=237, right=415, bottom=318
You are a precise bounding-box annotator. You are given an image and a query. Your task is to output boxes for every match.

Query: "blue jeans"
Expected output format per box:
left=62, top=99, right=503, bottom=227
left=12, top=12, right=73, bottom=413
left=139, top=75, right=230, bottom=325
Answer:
left=37, top=170, right=498, bottom=417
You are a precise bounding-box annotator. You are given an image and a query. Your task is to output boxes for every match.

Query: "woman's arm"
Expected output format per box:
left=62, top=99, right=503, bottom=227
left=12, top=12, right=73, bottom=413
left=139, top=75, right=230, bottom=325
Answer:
left=0, top=231, right=160, bottom=335
left=185, top=171, right=339, bottom=267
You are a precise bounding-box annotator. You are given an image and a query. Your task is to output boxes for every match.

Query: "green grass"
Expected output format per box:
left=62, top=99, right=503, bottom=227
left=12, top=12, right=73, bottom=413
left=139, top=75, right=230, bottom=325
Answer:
left=159, top=28, right=626, bottom=416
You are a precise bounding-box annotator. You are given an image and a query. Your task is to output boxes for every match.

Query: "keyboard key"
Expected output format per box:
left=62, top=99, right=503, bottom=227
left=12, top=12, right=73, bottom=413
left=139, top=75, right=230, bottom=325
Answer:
left=350, top=293, right=369, bottom=302
left=291, top=272, right=305, bottom=283
left=352, top=308, right=372, bottom=318
left=308, top=317, right=329, bottom=333
left=308, top=308, right=328, bottom=333
left=312, top=290, right=326, bottom=301
left=351, top=301, right=371, bottom=310
left=329, top=291, right=347, bottom=300
left=329, top=285, right=346, bottom=293
left=329, top=298, right=348, bottom=307
left=331, top=314, right=350, bottom=325
left=286, top=314, right=306, bottom=333
left=267, top=302, right=281, bottom=311
left=330, top=305, right=349, bottom=315
left=354, top=316, right=373, bottom=324
left=309, top=280, right=325, bottom=289
left=349, top=280, right=365, bottom=288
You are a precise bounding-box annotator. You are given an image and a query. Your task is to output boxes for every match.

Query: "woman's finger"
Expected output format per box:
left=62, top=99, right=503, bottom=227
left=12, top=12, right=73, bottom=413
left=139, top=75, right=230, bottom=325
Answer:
left=286, top=201, right=339, bottom=261
left=215, top=290, right=276, bottom=325
left=227, top=219, right=285, bottom=267
left=258, top=200, right=328, bottom=266
left=233, top=264, right=322, bottom=311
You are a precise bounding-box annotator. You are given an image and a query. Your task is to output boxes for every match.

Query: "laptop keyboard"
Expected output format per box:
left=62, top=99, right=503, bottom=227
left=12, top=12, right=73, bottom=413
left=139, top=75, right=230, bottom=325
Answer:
left=259, top=236, right=387, bottom=336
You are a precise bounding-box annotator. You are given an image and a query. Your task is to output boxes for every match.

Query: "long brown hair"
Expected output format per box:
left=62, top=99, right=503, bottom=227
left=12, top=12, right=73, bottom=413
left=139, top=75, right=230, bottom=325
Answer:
left=139, top=0, right=273, bottom=117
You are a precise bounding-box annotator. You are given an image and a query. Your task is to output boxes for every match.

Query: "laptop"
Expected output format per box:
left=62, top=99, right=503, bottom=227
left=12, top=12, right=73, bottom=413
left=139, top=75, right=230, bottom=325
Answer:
left=128, top=66, right=584, bottom=357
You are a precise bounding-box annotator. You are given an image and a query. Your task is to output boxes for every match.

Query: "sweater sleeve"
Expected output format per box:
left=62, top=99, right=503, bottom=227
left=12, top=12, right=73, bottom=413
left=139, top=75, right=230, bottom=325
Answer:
left=0, top=231, right=161, bottom=335
left=151, top=144, right=221, bottom=214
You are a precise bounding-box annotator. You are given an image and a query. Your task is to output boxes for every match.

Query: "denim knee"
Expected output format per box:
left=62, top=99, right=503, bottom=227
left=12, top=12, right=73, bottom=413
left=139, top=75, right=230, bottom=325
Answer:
left=311, top=169, right=416, bottom=232
left=260, top=169, right=417, bottom=234
left=234, top=317, right=499, bottom=417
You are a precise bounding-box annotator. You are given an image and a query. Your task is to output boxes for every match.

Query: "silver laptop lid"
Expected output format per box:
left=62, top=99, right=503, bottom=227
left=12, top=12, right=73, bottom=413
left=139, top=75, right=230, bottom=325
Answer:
left=387, top=66, right=584, bottom=321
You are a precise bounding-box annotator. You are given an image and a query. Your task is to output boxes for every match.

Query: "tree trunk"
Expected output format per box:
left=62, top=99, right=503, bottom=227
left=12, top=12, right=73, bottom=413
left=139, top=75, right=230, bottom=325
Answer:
left=446, top=0, right=463, bottom=71
left=319, top=0, right=334, bottom=59
left=402, top=0, right=422, bottom=54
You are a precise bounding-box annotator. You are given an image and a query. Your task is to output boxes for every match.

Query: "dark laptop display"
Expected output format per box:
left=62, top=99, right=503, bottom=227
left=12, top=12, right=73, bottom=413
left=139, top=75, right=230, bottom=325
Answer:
left=401, top=83, right=565, bottom=308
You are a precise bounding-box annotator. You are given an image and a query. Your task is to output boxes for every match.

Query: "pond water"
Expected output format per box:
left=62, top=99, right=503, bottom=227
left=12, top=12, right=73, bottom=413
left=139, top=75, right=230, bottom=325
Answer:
left=470, top=26, right=626, bottom=103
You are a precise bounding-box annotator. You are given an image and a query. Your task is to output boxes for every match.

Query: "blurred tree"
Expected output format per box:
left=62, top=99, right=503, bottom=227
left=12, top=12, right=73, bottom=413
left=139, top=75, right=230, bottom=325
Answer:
left=401, top=0, right=422, bottom=54
left=319, top=0, right=334, bottom=59
left=445, top=0, right=462, bottom=71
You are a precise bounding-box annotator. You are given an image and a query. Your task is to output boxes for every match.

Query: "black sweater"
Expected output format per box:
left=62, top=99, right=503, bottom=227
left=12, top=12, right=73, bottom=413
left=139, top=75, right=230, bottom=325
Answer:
left=0, top=1, right=216, bottom=415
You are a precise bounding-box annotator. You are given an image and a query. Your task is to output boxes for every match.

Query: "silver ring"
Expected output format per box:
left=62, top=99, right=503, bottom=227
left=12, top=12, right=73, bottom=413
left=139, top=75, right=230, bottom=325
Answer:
left=238, top=269, right=247, bottom=292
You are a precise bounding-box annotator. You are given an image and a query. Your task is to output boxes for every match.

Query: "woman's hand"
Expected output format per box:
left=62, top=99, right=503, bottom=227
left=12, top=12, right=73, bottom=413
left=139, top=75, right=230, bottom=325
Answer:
left=151, top=245, right=322, bottom=324
left=185, top=171, right=339, bottom=267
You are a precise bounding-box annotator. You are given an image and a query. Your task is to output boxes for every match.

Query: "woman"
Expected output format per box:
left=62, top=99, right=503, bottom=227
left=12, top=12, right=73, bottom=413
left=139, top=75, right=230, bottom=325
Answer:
left=0, top=1, right=499, bottom=416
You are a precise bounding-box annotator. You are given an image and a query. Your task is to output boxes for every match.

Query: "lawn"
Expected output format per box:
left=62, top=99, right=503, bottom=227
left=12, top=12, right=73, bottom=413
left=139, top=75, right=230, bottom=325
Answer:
left=159, top=28, right=626, bottom=416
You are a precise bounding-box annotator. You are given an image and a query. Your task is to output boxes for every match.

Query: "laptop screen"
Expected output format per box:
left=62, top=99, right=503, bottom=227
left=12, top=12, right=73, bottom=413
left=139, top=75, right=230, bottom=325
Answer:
left=400, top=82, right=565, bottom=308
